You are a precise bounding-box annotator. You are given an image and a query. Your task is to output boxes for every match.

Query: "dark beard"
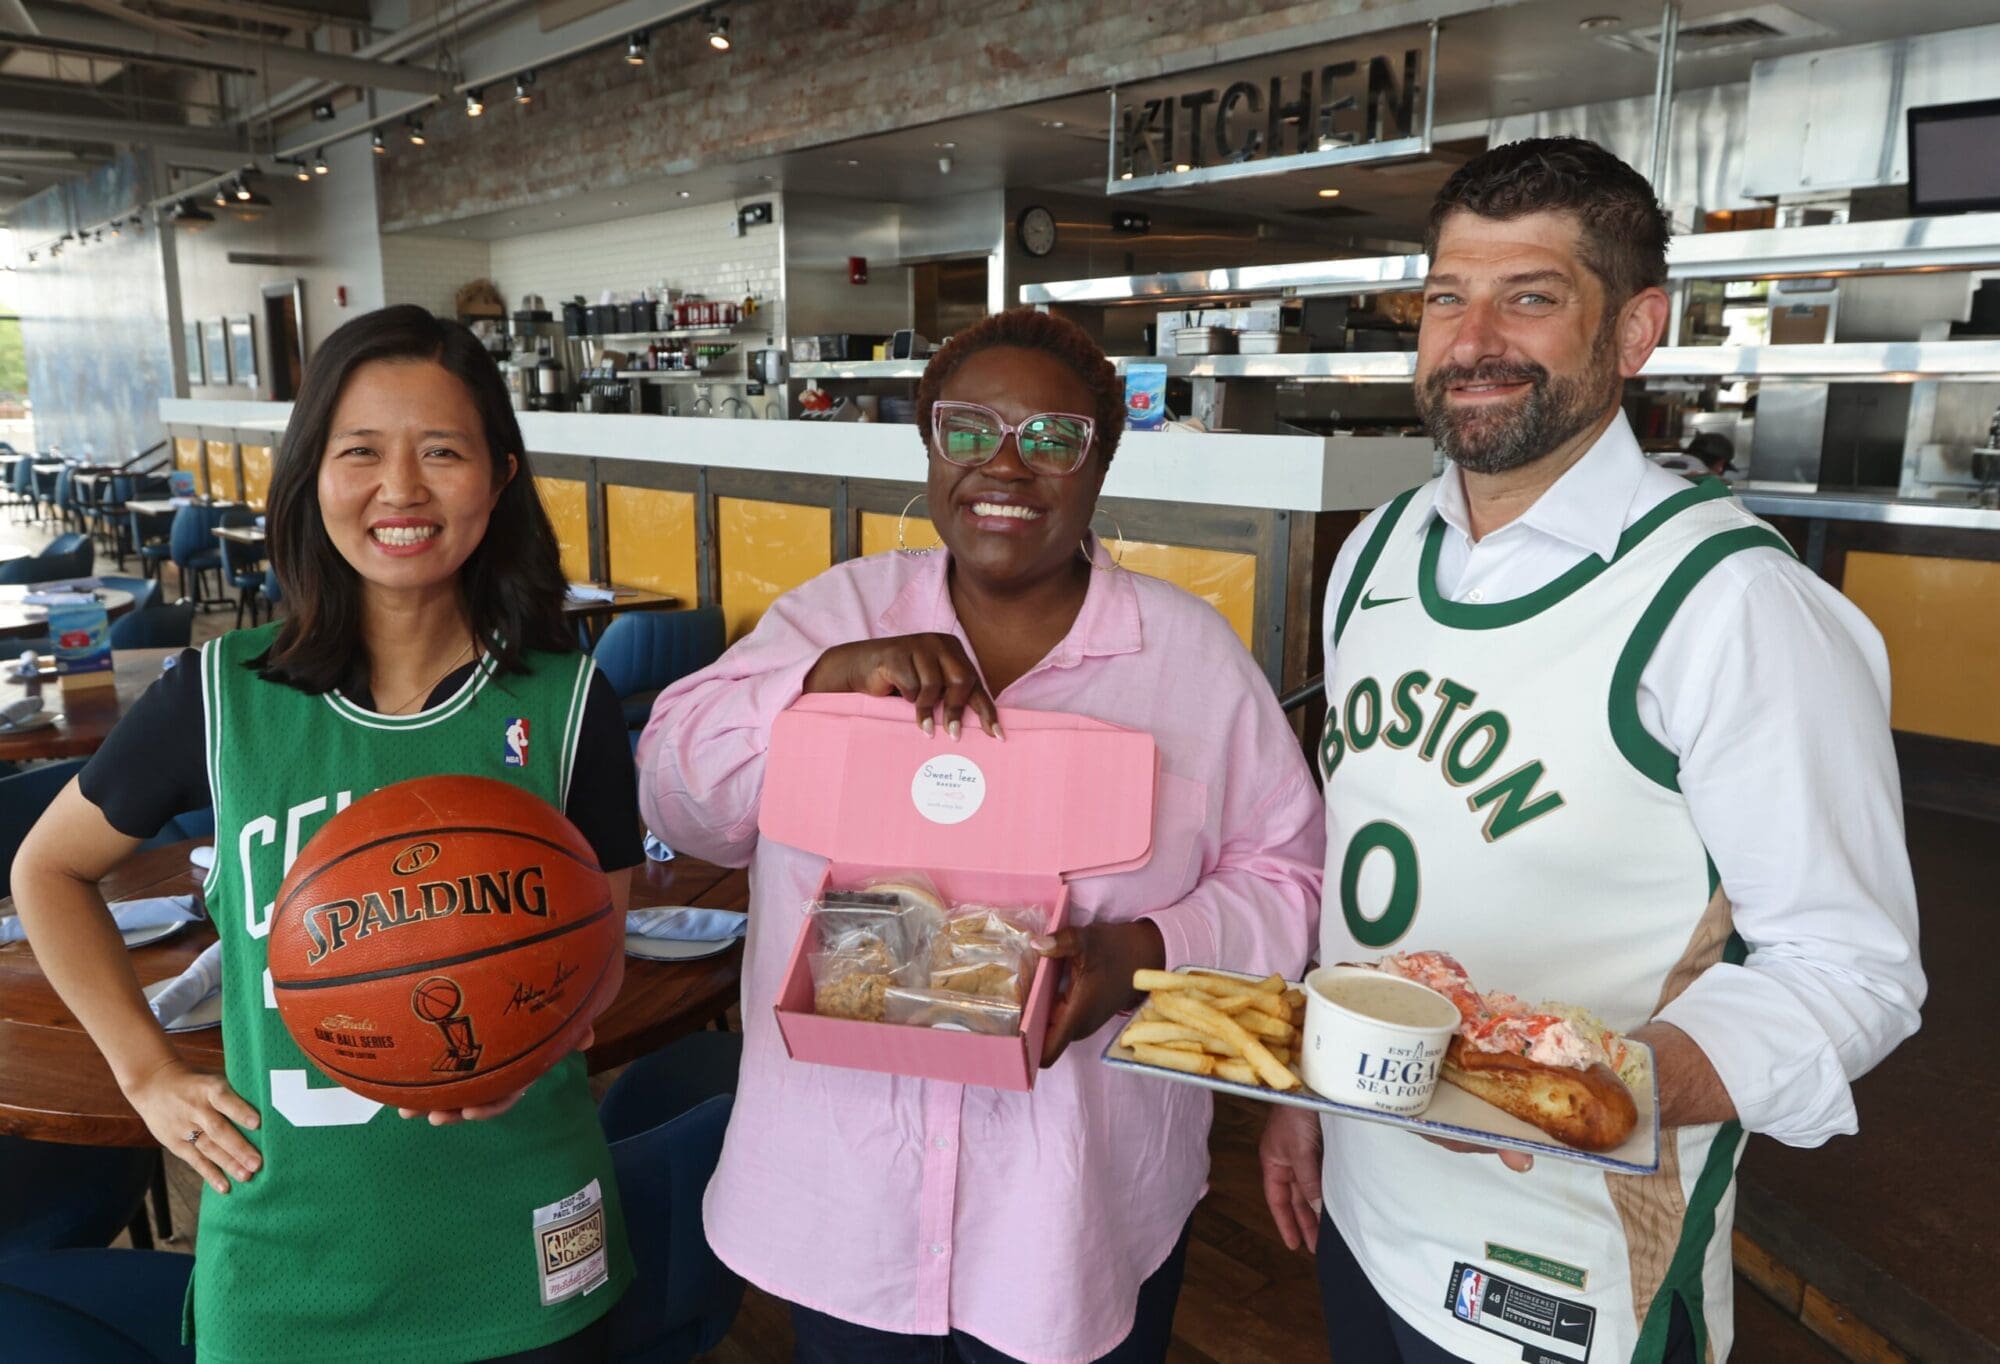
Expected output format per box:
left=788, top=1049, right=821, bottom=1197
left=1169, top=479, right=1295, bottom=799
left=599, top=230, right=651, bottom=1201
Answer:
left=1416, top=331, right=1621, bottom=476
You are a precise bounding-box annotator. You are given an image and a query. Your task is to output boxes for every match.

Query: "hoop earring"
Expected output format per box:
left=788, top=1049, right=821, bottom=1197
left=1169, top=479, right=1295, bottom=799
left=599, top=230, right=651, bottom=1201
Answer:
left=1080, top=511, right=1126, bottom=571
left=896, top=494, right=942, bottom=555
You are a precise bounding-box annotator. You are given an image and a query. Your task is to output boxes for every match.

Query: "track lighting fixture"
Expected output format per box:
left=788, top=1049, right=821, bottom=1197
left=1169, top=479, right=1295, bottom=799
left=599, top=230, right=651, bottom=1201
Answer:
left=407, top=117, right=426, bottom=145
left=515, top=70, right=536, bottom=105
left=626, top=31, right=648, bottom=64
left=466, top=88, right=486, bottom=117
left=706, top=10, right=730, bottom=51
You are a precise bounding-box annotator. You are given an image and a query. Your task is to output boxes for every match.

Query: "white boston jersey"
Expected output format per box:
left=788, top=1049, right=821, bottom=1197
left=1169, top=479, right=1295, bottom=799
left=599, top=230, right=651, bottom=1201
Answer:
left=1318, top=477, right=1791, bottom=1364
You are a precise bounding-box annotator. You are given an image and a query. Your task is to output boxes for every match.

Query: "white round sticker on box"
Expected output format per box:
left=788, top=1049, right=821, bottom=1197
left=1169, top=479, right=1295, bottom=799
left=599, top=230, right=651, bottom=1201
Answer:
left=911, top=755, right=987, bottom=825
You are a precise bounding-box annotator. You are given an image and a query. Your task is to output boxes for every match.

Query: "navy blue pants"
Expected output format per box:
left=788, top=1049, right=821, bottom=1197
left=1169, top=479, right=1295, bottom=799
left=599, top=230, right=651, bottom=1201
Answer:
left=788, top=1219, right=1193, bottom=1364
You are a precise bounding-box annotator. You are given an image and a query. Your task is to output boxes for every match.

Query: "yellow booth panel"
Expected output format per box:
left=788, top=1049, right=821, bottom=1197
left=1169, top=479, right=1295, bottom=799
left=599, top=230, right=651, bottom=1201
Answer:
left=860, top=510, right=940, bottom=558
left=206, top=441, right=238, bottom=502
left=718, top=497, right=830, bottom=643
left=240, top=445, right=273, bottom=510
left=858, top=518, right=1258, bottom=649
left=1842, top=551, right=2000, bottom=746
left=604, top=485, right=698, bottom=606
left=1122, top=541, right=1258, bottom=650
left=535, top=477, right=591, bottom=583
left=174, top=437, right=206, bottom=496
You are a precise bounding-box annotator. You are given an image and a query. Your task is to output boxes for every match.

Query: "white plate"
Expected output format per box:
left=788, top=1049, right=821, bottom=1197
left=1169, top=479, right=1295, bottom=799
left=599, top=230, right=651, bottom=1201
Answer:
left=1101, top=969, right=1660, bottom=1175
left=624, top=933, right=741, bottom=962
left=142, top=976, right=222, bottom=1032
left=122, top=920, right=190, bottom=949
left=0, top=710, right=56, bottom=734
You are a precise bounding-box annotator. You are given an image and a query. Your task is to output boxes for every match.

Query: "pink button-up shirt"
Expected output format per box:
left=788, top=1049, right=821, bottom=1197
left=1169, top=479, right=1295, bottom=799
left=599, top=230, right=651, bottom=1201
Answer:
left=638, top=544, right=1323, bottom=1363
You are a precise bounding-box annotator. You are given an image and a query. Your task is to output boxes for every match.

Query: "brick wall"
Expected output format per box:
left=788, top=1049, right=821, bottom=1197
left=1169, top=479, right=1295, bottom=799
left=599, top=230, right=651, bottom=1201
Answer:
left=380, top=233, right=495, bottom=318
left=486, top=198, right=784, bottom=330
left=377, top=0, right=1426, bottom=231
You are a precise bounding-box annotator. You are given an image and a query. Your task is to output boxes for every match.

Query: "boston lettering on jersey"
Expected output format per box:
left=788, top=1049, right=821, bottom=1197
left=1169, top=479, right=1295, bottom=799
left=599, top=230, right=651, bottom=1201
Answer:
left=1320, top=669, right=1565, bottom=842
left=302, top=865, right=549, bottom=965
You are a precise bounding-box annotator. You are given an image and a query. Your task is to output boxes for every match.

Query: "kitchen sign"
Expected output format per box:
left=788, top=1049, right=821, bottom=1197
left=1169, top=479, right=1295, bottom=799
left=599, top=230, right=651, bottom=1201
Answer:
left=1106, top=21, right=1438, bottom=194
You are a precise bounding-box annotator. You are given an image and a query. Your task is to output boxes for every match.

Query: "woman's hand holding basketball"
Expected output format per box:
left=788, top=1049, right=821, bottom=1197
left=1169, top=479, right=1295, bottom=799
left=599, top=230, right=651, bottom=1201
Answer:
left=398, top=1016, right=599, bottom=1126
left=124, top=1055, right=262, bottom=1194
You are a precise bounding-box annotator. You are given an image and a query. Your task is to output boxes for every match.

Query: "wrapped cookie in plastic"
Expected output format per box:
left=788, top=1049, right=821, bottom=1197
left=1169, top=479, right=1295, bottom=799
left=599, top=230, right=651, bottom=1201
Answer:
left=884, top=986, right=1024, bottom=1036
left=929, top=904, right=1040, bottom=1005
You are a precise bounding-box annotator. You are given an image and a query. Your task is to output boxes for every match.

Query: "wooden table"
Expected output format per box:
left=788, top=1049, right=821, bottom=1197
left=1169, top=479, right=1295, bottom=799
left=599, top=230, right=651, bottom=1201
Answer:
left=0, top=647, right=176, bottom=762
left=127, top=498, right=242, bottom=518
left=0, top=842, right=746, bottom=1145
left=213, top=525, right=265, bottom=548
left=0, top=583, right=138, bottom=642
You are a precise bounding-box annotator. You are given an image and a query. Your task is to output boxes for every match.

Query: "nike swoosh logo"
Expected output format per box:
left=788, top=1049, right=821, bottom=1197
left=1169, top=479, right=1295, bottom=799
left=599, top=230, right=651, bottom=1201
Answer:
left=1359, top=590, right=1409, bottom=610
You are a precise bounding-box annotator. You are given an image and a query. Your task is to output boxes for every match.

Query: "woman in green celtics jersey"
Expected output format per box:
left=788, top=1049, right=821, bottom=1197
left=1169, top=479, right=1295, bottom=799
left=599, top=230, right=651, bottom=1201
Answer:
left=13, top=305, right=639, bottom=1363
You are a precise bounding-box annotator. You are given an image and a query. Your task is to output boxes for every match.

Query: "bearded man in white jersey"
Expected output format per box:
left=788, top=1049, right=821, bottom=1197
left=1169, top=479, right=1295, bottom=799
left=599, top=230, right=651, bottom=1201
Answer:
left=1259, top=138, right=1925, bottom=1364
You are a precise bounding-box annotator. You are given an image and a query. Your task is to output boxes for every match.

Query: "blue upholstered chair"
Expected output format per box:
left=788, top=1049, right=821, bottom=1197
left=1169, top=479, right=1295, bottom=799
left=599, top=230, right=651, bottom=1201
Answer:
left=596, top=1030, right=745, bottom=1363
left=166, top=504, right=226, bottom=608
left=591, top=607, right=726, bottom=731
left=108, top=602, right=195, bottom=651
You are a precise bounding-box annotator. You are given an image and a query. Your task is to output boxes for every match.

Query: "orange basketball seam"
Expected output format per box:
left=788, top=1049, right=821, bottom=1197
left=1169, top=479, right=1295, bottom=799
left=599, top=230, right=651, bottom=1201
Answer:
left=273, top=821, right=604, bottom=927
left=296, top=939, right=622, bottom=1089
left=269, top=901, right=616, bottom=991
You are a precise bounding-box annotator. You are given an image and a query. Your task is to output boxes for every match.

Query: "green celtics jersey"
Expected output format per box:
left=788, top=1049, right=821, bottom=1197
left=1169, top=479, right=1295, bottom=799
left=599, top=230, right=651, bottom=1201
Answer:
left=188, top=623, right=630, bottom=1363
left=1318, top=479, right=1792, bottom=1364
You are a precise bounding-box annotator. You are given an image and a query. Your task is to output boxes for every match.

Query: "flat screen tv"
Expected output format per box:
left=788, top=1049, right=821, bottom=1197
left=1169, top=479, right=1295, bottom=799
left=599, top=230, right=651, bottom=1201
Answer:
left=1908, top=98, right=2000, bottom=216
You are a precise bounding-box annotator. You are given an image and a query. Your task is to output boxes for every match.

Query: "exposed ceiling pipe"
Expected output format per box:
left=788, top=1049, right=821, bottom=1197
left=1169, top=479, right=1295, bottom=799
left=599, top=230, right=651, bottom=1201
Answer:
left=0, top=108, right=246, bottom=152
left=11, top=4, right=449, bottom=94
left=239, top=0, right=536, bottom=124
left=60, top=0, right=209, bottom=47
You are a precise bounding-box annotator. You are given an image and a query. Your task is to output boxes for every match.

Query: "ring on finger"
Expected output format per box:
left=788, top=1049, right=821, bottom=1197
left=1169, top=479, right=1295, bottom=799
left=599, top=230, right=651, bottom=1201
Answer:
left=184, top=1127, right=203, bottom=1143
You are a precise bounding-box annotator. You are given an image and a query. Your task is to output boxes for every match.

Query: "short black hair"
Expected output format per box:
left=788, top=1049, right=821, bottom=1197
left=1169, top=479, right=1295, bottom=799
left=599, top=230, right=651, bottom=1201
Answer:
left=256, top=304, right=573, bottom=692
left=916, top=308, right=1125, bottom=466
left=1426, top=137, right=1671, bottom=308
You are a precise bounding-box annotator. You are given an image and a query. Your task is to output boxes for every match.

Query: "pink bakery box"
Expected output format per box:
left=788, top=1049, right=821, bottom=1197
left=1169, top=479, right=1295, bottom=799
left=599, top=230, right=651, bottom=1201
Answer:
left=762, top=693, right=1158, bottom=1091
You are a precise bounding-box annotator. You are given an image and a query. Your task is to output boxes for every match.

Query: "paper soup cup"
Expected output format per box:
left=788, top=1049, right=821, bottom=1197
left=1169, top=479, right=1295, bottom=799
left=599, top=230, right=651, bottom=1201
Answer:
left=1301, top=966, right=1461, bottom=1116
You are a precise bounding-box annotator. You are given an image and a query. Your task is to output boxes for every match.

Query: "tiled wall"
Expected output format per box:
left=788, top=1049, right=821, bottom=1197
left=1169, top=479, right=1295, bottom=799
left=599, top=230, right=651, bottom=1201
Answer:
left=380, top=233, right=495, bottom=319
left=487, top=199, right=784, bottom=331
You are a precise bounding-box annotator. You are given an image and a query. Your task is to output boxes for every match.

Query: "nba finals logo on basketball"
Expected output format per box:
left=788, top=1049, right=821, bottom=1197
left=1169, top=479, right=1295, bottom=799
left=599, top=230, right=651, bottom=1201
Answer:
left=504, top=717, right=530, bottom=767
left=267, top=775, right=622, bottom=1111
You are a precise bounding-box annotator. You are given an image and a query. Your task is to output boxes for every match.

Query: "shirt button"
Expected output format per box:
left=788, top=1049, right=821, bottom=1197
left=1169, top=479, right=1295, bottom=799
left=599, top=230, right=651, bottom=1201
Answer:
left=930, top=1243, right=947, bottom=1256
left=932, top=1137, right=950, bottom=1150
left=1467, top=588, right=1485, bottom=602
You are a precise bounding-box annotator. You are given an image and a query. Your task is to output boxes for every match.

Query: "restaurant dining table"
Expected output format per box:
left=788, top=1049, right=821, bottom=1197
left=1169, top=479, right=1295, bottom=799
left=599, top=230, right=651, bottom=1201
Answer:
left=0, top=645, right=175, bottom=762
left=126, top=497, right=242, bottom=518
left=212, top=524, right=265, bottom=549
left=0, top=841, right=747, bottom=1146
left=0, top=582, right=138, bottom=642
left=563, top=584, right=681, bottom=646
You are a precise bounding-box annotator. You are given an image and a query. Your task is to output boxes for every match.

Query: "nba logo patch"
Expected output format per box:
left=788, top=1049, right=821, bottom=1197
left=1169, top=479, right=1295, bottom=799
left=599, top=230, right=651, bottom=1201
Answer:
left=503, top=717, right=530, bottom=767
left=1454, top=1269, right=1484, bottom=1324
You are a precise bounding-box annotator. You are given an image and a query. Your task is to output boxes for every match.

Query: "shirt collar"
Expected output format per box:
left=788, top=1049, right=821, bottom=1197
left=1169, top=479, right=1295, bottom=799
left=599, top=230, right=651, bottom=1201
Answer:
left=874, top=536, right=1142, bottom=671
left=1424, top=412, right=1646, bottom=562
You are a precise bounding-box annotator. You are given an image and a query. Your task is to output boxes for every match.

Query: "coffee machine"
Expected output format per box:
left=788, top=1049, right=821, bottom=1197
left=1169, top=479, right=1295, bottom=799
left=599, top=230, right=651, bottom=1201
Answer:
left=511, top=297, right=570, bottom=412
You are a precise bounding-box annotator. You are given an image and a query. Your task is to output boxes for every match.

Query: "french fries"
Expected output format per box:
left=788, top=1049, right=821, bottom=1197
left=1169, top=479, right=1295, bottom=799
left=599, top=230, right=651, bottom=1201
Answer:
left=1118, top=969, right=1306, bottom=1092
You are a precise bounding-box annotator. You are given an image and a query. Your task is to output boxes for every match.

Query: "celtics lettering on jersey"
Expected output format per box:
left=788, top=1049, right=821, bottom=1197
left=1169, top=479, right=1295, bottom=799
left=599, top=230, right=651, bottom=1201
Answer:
left=1319, top=669, right=1566, bottom=947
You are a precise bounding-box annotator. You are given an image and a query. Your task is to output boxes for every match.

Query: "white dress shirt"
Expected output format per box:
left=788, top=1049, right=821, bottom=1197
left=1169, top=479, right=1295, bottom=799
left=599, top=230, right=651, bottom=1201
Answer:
left=1324, top=414, right=1925, bottom=1147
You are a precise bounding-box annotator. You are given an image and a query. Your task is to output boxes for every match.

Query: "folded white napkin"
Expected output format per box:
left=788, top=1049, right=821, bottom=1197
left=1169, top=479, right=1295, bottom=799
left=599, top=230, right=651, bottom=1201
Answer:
left=37, top=578, right=101, bottom=592
left=642, top=833, right=675, bottom=863
left=0, top=893, right=198, bottom=945
left=188, top=845, right=216, bottom=872
left=0, top=696, right=44, bottom=729
left=625, top=907, right=746, bottom=942
left=22, top=591, right=94, bottom=606
left=565, top=583, right=617, bottom=603
left=149, top=940, right=222, bottom=1026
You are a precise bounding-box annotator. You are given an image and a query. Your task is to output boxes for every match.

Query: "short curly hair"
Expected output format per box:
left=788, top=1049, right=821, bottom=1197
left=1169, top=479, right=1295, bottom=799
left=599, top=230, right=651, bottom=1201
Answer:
left=1426, top=137, right=1671, bottom=310
left=915, top=308, right=1125, bottom=466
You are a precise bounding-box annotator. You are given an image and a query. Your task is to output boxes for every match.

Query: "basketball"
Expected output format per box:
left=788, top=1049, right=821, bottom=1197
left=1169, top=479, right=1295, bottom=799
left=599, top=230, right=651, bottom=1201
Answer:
left=268, top=774, right=621, bottom=1110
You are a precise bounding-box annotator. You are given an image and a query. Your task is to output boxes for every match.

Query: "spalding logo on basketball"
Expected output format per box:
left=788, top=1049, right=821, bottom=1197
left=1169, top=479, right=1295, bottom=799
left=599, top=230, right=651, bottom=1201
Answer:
left=268, top=775, right=620, bottom=1110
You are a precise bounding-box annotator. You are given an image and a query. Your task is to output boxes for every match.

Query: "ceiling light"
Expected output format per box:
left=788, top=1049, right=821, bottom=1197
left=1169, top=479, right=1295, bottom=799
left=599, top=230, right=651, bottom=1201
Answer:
left=171, top=198, right=215, bottom=229
left=515, top=71, right=536, bottom=105
left=1317, top=187, right=1341, bottom=198
left=1040, top=119, right=1066, bottom=129
left=677, top=190, right=690, bottom=198
left=313, top=150, right=330, bottom=175
left=626, top=31, right=648, bottom=64
left=1578, top=15, right=1623, bottom=30
left=705, top=9, right=730, bottom=51
left=406, top=117, right=426, bottom=145
left=212, top=183, right=230, bottom=207
left=466, top=88, right=486, bottom=117
left=838, top=158, right=860, bottom=167
left=293, top=159, right=312, bottom=182
left=1173, top=162, right=1192, bottom=173
left=372, top=130, right=387, bottom=154
left=312, top=99, right=335, bottom=121
left=1118, top=170, right=1133, bottom=181
left=58, top=230, right=72, bottom=243
left=108, top=220, right=122, bottom=236
left=234, top=175, right=253, bottom=200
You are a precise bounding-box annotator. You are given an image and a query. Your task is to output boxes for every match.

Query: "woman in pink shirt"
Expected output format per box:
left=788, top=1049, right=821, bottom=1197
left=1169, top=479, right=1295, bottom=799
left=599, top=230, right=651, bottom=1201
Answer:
left=638, top=309, right=1323, bottom=1364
